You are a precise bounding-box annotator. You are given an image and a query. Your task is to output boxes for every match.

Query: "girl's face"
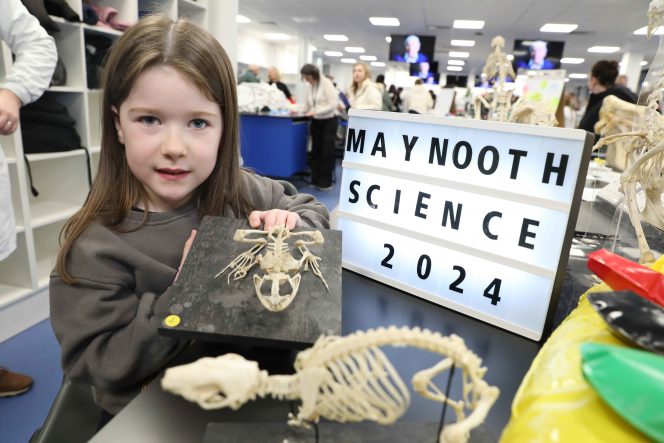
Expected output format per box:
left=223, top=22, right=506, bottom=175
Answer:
left=114, top=65, right=222, bottom=212
left=353, top=65, right=366, bottom=83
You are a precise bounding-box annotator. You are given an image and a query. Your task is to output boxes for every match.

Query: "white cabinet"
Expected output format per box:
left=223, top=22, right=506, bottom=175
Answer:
left=0, top=0, right=209, bottom=341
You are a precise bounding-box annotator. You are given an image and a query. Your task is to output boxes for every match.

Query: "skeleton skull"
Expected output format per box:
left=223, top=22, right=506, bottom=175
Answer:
left=161, top=354, right=265, bottom=410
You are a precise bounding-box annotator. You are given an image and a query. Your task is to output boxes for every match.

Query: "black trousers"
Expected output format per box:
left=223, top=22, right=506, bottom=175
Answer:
left=309, top=117, right=337, bottom=188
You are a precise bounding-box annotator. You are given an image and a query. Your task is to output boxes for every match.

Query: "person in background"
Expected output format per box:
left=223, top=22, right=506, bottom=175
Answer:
left=238, top=64, right=260, bottom=84
left=616, top=74, right=628, bottom=87
left=0, top=0, right=57, bottom=398
left=49, top=17, right=329, bottom=425
left=300, top=64, right=338, bottom=191
left=393, top=86, right=404, bottom=112
left=393, top=35, right=428, bottom=63
left=267, top=66, right=293, bottom=102
left=402, top=79, right=433, bottom=114
left=345, top=63, right=382, bottom=111
left=578, top=60, right=637, bottom=137
left=563, top=92, right=579, bottom=128
left=374, top=74, right=394, bottom=111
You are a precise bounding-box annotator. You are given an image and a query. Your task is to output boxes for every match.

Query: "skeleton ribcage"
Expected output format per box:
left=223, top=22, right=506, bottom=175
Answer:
left=315, top=346, right=410, bottom=424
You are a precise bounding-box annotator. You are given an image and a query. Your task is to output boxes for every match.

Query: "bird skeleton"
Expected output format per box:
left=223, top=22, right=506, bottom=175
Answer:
left=162, top=326, right=499, bottom=443
left=216, top=225, right=328, bottom=312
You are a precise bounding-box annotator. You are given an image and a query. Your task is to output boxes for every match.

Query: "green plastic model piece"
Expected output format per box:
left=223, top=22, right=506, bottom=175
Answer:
left=581, top=343, right=664, bottom=442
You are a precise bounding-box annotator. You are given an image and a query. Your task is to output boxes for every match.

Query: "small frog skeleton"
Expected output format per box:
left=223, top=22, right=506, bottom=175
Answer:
left=215, top=225, right=328, bottom=312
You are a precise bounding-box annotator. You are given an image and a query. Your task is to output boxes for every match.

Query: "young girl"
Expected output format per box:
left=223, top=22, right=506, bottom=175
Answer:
left=49, top=16, right=329, bottom=417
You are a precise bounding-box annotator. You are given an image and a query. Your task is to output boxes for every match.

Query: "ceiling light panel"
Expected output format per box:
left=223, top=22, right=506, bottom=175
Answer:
left=345, top=47, right=365, bottom=53
left=453, top=20, right=485, bottom=29
left=449, top=51, right=470, bottom=58
left=371, top=61, right=386, bottom=67
left=587, top=46, right=620, bottom=53
left=360, top=55, right=377, bottom=61
left=560, top=57, right=585, bottom=64
left=341, top=58, right=357, bottom=63
left=569, top=73, right=588, bottom=79
left=324, top=51, right=343, bottom=57
left=451, top=39, right=475, bottom=47
left=447, top=66, right=463, bottom=71
left=634, top=26, right=664, bottom=35
left=324, top=34, right=349, bottom=41
left=448, top=59, right=465, bottom=66
left=539, top=23, right=578, bottom=33
left=369, top=17, right=400, bottom=26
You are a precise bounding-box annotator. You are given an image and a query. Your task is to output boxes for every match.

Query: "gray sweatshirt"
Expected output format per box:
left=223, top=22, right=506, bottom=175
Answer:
left=49, top=172, right=329, bottom=414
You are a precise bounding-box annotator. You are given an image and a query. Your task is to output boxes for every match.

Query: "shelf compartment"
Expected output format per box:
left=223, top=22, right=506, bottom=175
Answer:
left=140, top=0, right=177, bottom=19
left=94, top=0, right=138, bottom=26
left=27, top=154, right=89, bottom=227
left=45, top=91, right=91, bottom=149
left=25, top=149, right=87, bottom=163
left=83, top=23, right=123, bottom=38
left=0, top=232, right=33, bottom=303
left=50, top=18, right=86, bottom=89
left=33, top=220, right=66, bottom=287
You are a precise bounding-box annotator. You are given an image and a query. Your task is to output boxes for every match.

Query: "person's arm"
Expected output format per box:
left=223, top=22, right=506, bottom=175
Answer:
left=49, top=225, right=187, bottom=392
left=0, top=0, right=57, bottom=105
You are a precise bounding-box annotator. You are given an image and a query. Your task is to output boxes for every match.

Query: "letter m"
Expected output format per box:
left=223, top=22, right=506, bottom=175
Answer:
left=346, top=128, right=366, bottom=153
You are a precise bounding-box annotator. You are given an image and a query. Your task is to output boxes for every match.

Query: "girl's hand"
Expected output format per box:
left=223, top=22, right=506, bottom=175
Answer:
left=249, top=210, right=301, bottom=230
left=174, top=230, right=197, bottom=282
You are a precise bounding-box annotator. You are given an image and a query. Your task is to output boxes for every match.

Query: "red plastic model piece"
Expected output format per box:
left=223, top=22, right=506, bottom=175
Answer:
left=587, top=249, right=664, bottom=307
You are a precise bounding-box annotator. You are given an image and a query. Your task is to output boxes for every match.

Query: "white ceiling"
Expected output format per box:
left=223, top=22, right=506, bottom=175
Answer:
left=237, top=0, right=662, bottom=83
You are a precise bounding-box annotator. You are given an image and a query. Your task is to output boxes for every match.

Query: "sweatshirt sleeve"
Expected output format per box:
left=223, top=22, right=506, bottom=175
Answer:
left=49, top=227, right=187, bottom=392
left=0, top=0, right=57, bottom=105
left=241, top=171, right=330, bottom=228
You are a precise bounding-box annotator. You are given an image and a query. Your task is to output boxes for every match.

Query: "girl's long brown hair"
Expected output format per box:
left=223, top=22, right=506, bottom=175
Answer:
left=56, top=16, right=249, bottom=284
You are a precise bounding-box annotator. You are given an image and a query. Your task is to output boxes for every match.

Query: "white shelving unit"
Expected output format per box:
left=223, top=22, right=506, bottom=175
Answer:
left=0, top=0, right=209, bottom=342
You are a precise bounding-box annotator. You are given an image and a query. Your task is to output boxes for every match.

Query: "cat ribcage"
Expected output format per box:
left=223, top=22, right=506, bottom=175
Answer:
left=314, top=345, right=410, bottom=424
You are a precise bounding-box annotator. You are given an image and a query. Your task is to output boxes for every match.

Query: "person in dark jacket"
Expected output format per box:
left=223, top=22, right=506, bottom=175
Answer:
left=578, top=60, right=638, bottom=138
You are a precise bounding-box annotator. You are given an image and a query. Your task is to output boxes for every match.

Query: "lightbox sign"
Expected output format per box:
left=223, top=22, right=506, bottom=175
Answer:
left=332, top=109, right=593, bottom=340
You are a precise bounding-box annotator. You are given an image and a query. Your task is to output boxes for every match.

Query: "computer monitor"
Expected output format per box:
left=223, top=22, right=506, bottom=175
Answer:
left=389, top=34, right=436, bottom=64
left=409, top=61, right=439, bottom=84
left=512, top=39, right=564, bottom=70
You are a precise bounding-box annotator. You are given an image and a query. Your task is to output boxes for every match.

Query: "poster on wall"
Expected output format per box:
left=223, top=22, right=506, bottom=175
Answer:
left=332, top=109, right=594, bottom=340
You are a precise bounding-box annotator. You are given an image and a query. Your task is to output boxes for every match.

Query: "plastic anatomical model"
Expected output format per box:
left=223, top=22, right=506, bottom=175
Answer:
left=216, top=225, right=328, bottom=312
left=161, top=326, right=499, bottom=443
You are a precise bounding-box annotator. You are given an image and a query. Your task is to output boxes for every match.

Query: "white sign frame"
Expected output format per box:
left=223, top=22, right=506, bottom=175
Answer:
left=332, top=109, right=594, bottom=341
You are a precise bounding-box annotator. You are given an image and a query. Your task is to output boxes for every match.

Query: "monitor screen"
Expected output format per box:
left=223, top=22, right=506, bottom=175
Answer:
left=446, top=75, right=468, bottom=87
left=389, top=34, right=436, bottom=64
left=512, top=39, right=564, bottom=70
left=409, top=61, right=439, bottom=84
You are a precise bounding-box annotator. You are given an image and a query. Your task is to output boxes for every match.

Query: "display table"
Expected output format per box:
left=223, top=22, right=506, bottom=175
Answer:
left=90, top=270, right=541, bottom=443
left=240, top=113, right=309, bottom=177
